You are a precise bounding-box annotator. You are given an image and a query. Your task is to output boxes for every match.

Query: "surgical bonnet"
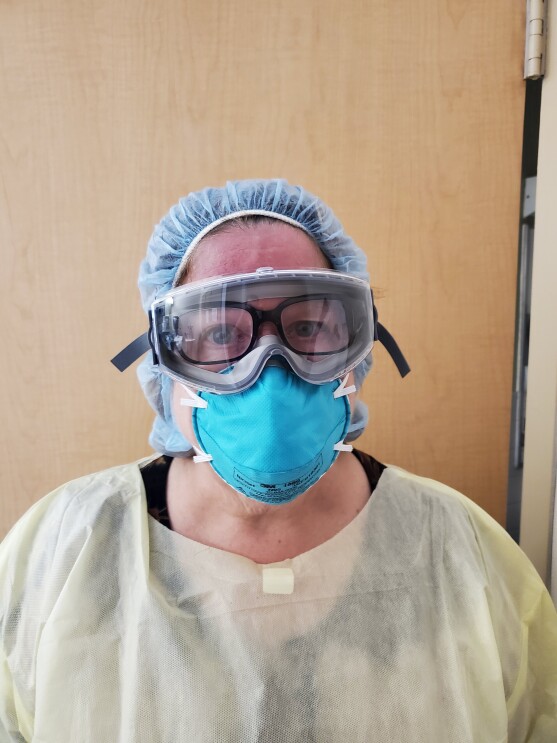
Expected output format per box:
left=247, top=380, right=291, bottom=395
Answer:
left=137, top=179, right=372, bottom=456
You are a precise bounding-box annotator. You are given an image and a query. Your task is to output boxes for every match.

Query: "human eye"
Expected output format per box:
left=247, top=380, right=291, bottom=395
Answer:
left=203, top=324, right=246, bottom=346
left=289, top=319, right=323, bottom=339
left=177, top=307, right=253, bottom=363
left=282, top=299, right=348, bottom=353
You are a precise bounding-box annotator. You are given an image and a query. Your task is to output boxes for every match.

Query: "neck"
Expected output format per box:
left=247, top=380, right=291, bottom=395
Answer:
left=165, top=452, right=371, bottom=562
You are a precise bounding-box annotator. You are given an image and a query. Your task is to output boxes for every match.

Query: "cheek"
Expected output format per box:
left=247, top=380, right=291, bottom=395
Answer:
left=171, top=384, right=199, bottom=446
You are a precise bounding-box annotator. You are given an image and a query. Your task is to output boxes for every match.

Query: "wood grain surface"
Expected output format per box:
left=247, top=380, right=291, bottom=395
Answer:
left=0, top=0, right=525, bottom=536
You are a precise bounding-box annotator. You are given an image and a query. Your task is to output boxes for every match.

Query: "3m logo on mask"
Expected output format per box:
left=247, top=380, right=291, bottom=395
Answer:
left=233, top=457, right=324, bottom=503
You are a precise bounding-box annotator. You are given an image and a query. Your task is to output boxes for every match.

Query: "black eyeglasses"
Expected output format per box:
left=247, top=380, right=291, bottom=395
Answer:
left=169, top=294, right=352, bottom=365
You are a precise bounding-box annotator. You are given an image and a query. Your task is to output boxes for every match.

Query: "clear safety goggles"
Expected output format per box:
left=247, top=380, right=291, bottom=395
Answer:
left=112, top=268, right=410, bottom=392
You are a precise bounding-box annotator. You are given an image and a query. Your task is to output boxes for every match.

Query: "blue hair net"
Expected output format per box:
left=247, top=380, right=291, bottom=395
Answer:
left=137, top=179, right=372, bottom=456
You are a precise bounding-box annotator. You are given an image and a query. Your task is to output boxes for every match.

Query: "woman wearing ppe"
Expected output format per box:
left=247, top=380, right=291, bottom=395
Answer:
left=1, top=179, right=556, bottom=742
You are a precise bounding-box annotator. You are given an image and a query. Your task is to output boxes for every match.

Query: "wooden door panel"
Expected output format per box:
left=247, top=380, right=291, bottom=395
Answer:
left=0, top=1, right=524, bottom=535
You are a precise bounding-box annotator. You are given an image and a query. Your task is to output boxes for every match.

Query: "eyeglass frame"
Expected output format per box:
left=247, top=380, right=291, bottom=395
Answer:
left=164, top=293, right=357, bottom=367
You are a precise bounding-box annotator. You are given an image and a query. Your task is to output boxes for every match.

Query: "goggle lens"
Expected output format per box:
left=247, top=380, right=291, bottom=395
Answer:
left=281, top=299, right=348, bottom=354
left=174, top=298, right=349, bottom=365
left=177, top=307, right=253, bottom=364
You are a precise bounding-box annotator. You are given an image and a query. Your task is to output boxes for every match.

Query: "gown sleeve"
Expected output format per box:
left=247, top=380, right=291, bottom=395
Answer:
left=0, top=641, right=31, bottom=742
left=0, top=476, right=89, bottom=743
left=0, top=529, right=34, bottom=742
left=460, top=493, right=557, bottom=741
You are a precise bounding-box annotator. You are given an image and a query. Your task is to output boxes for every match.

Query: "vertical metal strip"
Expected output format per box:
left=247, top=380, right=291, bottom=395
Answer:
left=513, top=223, right=530, bottom=468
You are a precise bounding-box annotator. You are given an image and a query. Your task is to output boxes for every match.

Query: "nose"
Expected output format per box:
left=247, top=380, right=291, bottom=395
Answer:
left=249, top=298, right=283, bottom=340
left=258, top=320, right=279, bottom=338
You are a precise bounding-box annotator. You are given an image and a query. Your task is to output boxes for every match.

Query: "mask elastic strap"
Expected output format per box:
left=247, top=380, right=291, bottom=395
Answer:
left=179, top=384, right=208, bottom=409
left=333, top=375, right=354, bottom=452
left=334, top=441, right=353, bottom=452
left=192, top=445, right=213, bottom=464
left=177, top=386, right=212, bottom=463
left=333, top=375, right=356, bottom=399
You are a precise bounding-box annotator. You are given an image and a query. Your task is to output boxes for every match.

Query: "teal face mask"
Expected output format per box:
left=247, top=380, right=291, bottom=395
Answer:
left=186, top=366, right=353, bottom=505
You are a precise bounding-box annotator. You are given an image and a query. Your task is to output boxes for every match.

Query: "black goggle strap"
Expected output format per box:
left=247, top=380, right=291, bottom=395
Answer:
left=110, top=309, right=411, bottom=377
left=110, top=331, right=151, bottom=372
left=376, top=323, right=411, bottom=378
left=110, top=309, right=157, bottom=372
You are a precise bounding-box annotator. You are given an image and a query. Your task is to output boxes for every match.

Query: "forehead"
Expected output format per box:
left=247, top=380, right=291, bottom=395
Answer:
left=184, top=221, right=330, bottom=283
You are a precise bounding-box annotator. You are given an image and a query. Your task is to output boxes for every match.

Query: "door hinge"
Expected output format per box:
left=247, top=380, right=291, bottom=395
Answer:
left=524, top=0, right=547, bottom=79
